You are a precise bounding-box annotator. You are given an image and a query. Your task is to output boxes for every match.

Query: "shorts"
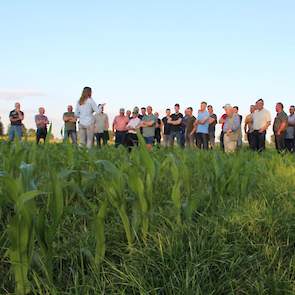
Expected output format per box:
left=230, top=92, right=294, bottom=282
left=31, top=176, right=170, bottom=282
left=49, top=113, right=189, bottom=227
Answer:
left=144, top=136, right=154, bottom=144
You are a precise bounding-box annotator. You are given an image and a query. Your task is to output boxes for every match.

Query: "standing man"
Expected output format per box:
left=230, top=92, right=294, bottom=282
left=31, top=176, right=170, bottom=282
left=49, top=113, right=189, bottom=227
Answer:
left=9, top=102, right=24, bottom=141
left=273, top=102, right=288, bottom=153
left=207, top=105, right=217, bottom=149
left=219, top=112, right=227, bottom=151
left=222, top=104, right=241, bottom=153
left=244, top=105, right=255, bottom=149
left=252, top=98, right=271, bottom=152
left=233, top=106, right=243, bottom=148
left=192, top=102, right=209, bottom=150
left=63, top=105, right=77, bottom=144
left=138, top=107, right=146, bottom=134
left=35, top=107, right=49, bottom=144
left=184, top=107, right=196, bottom=148
left=154, top=112, right=162, bottom=145
left=285, top=105, right=295, bottom=152
left=112, top=108, right=129, bottom=147
left=168, top=103, right=183, bottom=147
left=94, top=104, right=109, bottom=147
left=162, top=108, right=171, bottom=147
left=141, top=106, right=156, bottom=151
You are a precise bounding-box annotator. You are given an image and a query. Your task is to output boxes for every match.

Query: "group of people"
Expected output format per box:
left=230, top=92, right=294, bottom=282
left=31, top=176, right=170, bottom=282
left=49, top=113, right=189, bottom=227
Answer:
left=2, top=87, right=295, bottom=153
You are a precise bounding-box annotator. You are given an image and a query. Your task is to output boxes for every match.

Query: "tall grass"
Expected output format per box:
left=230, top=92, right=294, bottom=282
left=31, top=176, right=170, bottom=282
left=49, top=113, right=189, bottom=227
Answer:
left=0, top=141, right=295, bottom=294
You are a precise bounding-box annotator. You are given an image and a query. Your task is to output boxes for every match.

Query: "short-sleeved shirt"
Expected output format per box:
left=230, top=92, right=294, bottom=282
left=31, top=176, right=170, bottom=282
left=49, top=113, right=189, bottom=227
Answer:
left=273, top=111, right=288, bottom=133
left=113, top=115, right=129, bottom=132
left=285, top=114, right=295, bottom=139
left=142, top=114, right=156, bottom=137
left=252, top=109, right=271, bottom=130
left=162, top=116, right=171, bottom=135
left=9, top=109, right=24, bottom=125
left=170, top=113, right=183, bottom=132
left=127, top=117, right=141, bottom=134
left=208, top=113, right=217, bottom=134
left=63, top=112, right=76, bottom=131
left=35, top=114, right=48, bottom=129
left=245, top=113, right=254, bottom=133
left=184, top=116, right=196, bottom=134
left=196, top=111, right=209, bottom=134
left=94, top=113, right=108, bottom=133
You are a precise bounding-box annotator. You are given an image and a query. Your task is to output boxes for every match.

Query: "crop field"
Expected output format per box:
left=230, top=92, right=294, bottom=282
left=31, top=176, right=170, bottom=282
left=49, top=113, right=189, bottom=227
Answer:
left=0, top=140, right=295, bottom=294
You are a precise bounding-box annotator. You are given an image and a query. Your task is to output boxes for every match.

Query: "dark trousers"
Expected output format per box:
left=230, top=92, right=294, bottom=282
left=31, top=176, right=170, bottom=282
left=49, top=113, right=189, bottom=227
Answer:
left=220, top=131, right=224, bottom=151
left=275, top=133, right=286, bottom=153
left=196, top=133, right=209, bottom=150
left=247, top=132, right=255, bottom=149
left=252, top=130, right=266, bottom=152
left=154, top=129, right=161, bottom=144
left=36, top=128, right=47, bottom=144
left=126, top=133, right=138, bottom=152
left=94, top=132, right=107, bottom=147
left=115, top=131, right=127, bottom=147
left=285, top=138, right=295, bottom=152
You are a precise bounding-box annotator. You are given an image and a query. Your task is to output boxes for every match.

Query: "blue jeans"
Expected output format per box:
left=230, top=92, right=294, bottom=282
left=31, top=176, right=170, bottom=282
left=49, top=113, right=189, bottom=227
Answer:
left=64, top=130, right=77, bottom=144
left=9, top=125, right=23, bottom=141
left=169, top=131, right=181, bottom=146
left=115, top=131, right=127, bottom=147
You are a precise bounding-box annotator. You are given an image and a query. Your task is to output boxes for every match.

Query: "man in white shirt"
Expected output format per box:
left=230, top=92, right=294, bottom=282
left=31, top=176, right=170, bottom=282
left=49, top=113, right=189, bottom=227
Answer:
left=94, top=104, right=109, bottom=147
left=126, top=107, right=141, bottom=152
left=285, top=105, right=295, bottom=152
left=252, top=98, right=271, bottom=152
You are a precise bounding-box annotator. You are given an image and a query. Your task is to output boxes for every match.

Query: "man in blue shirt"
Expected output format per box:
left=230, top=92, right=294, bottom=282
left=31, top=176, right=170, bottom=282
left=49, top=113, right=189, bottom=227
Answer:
left=191, top=101, right=209, bottom=149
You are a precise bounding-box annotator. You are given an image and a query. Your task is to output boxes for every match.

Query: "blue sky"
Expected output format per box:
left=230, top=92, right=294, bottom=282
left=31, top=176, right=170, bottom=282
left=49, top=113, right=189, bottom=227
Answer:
left=0, top=0, right=294, bottom=137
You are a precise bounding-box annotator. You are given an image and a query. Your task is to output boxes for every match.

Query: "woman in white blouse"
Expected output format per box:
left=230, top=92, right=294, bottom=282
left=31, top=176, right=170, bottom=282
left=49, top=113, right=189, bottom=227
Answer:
left=75, top=87, right=100, bottom=148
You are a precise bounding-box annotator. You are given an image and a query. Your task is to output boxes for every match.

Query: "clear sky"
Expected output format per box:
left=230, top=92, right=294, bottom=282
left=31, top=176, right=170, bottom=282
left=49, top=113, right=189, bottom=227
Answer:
left=0, top=0, right=294, bottom=137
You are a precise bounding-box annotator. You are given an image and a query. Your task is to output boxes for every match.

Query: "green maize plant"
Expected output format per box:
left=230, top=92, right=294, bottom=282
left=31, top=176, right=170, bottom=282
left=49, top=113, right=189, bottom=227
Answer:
left=1, top=163, right=40, bottom=295
left=95, top=160, right=133, bottom=250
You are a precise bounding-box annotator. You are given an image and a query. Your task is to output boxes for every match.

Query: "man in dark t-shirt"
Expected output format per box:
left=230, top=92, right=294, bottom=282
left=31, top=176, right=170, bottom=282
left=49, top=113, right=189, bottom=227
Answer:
left=9, top=102, right=24, bottom=141
left=168, top=103, right=183, bottom=147
left=208, top=105, right=217, bottom=148
left=162, top=108, right=171, bottom=147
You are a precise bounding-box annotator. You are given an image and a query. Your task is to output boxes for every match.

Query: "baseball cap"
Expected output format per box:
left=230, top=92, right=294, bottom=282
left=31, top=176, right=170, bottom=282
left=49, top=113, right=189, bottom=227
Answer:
left=119, top=108, right=125, bottom=113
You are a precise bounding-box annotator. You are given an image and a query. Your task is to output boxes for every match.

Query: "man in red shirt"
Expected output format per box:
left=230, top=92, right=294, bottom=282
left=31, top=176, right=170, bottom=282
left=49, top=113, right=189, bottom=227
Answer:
left=112, top=108, right=129, bottom=147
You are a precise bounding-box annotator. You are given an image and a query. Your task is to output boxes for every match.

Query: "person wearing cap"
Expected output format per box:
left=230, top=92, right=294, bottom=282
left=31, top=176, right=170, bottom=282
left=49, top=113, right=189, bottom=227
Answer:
left=222, top=104, right=241, bottom=153
left=140, top=106, right=156, bottom=151
left=112, top=108, right=129, bottom=147
left=244, top=105, right=255, bottom=149
left=168, top=103, right=183, bottom=147
left=273, top=102, right=288, bottom=153
left=252, top=98, right=271, bottom=152
left=126, top=107, right=141, bottom=151
left=285, top=105, right=295, bottom=152
left=94, top=104, right=109, bottom=147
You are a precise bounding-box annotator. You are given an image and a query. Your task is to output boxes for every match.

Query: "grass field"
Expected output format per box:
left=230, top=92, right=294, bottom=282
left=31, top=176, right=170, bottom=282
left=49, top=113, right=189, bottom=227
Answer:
left=0, top=140, right=295, bottom=294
